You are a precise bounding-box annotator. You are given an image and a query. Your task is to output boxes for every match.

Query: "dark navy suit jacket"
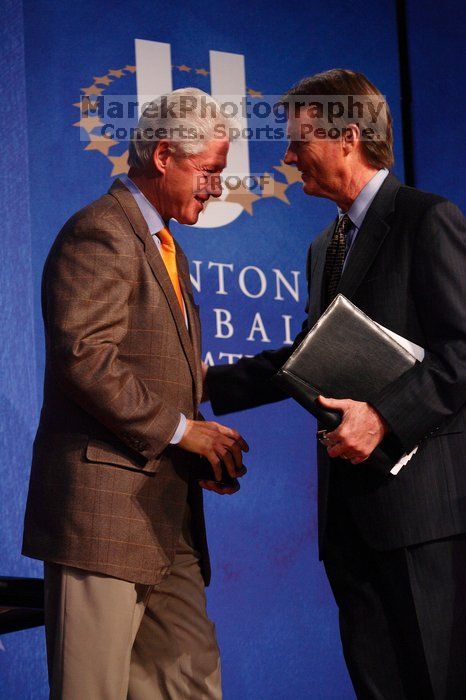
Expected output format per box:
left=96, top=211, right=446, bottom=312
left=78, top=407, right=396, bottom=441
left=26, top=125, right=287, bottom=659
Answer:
left=207, top=174, right=466, bottom=555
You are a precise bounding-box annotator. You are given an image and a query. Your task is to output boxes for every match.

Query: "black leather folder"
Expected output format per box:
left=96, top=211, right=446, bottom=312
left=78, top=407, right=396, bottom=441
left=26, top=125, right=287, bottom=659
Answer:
left=274, top=295, right=419, bottom=470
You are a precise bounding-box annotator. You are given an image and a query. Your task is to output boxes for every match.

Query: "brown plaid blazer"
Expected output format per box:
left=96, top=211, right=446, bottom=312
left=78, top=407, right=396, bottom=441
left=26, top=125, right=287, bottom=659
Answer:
left=22, top=179, right=210, bottom=586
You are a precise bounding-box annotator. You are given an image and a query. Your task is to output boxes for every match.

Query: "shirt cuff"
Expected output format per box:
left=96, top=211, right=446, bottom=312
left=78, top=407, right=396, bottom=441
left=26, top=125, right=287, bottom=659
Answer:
left=169, top=414, right=187, bottom=444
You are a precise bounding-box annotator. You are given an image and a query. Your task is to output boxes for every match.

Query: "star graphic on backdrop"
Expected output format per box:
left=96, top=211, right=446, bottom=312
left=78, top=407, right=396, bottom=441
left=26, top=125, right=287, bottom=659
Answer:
left=81, top=84, right=104, bottom=96
left=108, top=68, right=125, bottom=78
left=74, top=97, right=100, bottom=115
left=274, top=160, right=303, bottom=184
left=73, top=116, right=103, bottom=133
left=260, top=173, right=290, bottom=204
left=93, top=75, right=112, bottom=86
left=108, top=151, right=129, bottom=176
left=224, top=183, right=261, bottom=215
left=75, top=61, right=301, bottom=214
left=84, top=134, right=117, bottom=156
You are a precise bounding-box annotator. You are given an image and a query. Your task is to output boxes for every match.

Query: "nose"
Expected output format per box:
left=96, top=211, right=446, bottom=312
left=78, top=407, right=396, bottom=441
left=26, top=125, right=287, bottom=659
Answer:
left=208, top=174, right=223, bottom=199
left=283, top=144, right=297, bottom=166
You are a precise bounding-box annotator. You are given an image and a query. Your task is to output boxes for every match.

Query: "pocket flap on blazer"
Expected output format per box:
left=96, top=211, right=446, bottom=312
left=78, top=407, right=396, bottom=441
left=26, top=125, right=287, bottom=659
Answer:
left=85, top=438, right=158, bottom=472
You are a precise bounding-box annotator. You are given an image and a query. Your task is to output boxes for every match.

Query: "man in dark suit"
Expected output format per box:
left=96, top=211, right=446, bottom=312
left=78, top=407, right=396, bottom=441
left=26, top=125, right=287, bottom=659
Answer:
left=22, top=88, right=248, bottom=699
left=205, top=70, right=466, bottom=699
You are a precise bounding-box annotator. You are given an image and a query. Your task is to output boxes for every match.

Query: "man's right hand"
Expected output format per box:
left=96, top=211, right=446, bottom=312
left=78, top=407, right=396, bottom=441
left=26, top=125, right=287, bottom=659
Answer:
left=178, top=420, right=249, bottom=481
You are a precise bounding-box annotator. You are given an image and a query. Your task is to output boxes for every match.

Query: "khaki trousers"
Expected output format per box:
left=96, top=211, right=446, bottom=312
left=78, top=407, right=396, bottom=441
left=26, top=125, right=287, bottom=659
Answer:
left=44, top=507, right=221, bottom=700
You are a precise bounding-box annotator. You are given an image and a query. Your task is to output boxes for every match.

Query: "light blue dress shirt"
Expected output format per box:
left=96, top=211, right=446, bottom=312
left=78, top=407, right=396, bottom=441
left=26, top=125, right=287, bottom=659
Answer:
left=337, top=168, right=389, bottom=268
left=120, top=175, right=187, bottom=445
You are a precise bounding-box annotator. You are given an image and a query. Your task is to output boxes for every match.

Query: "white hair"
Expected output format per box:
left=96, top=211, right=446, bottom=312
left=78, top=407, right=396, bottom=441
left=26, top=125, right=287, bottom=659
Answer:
left=128, top=87, right=235, bottom=170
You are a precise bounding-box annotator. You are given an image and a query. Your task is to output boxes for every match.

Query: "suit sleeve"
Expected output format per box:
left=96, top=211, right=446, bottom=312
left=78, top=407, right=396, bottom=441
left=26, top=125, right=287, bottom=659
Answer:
left=43, top=219, right=181, bottom=461
left=370, top=200, right=466, bottom=451
left=207, top=245, right=312, bottom=416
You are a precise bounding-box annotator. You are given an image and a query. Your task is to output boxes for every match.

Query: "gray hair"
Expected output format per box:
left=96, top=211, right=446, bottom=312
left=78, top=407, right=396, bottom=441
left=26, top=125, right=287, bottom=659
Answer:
left=282, top=69, right=394, bottom=169
left=128, top=87, right=233, bottom=170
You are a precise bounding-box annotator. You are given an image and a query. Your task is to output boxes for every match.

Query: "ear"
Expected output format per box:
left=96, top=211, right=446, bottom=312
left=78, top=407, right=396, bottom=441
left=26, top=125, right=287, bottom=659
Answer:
left=152, top=140, right=174, bottom=174
left=342, top=123, right=360, bottom=155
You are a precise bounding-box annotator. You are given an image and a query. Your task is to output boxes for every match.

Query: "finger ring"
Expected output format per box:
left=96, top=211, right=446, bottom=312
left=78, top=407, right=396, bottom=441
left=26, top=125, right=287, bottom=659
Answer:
left=318, top=430, right=337, bottom=447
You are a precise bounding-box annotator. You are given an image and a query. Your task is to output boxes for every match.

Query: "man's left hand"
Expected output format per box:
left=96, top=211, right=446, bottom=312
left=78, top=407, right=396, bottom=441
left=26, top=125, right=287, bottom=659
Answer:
left=318, top=396, right=389, bottom=464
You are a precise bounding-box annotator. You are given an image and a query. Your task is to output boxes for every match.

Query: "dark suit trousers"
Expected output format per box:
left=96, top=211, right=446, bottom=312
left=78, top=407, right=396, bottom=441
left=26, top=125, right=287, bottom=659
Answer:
left=324, top=478, right=466, bottom=700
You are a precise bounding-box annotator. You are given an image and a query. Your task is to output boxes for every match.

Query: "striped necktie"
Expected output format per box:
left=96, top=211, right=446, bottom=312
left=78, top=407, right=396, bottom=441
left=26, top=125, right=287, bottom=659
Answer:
left=157, top=226, right=185, bottom=313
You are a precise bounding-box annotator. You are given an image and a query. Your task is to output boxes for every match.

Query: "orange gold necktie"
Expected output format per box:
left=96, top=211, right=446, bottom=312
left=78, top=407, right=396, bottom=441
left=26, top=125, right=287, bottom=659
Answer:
left=157, top=226, right=185, bottom=313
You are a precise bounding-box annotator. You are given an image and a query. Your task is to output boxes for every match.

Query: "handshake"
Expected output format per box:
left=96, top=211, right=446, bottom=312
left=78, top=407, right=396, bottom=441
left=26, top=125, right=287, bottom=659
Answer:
left=177, top=360, right=249, bottom=495
left=179, top=359, right=390, bottom=496
left=179, top=418, right=248, bottom=496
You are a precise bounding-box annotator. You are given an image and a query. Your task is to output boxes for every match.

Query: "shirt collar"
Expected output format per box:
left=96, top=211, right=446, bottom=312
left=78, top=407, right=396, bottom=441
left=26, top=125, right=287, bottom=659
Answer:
left=120, top=174, right=166, bottom=236
left=337, top=168, right=389, bottom=229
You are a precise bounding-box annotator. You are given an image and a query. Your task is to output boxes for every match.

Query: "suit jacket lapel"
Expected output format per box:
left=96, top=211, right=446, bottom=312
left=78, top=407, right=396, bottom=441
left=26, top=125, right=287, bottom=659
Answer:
left=308, top=222, right=334, bottom=327
left=336, top=208, right=390, bottom=299
left=177, top=246, right=203, bottom=405
left=310, top=173, right=401, bottom=309
left=108, top=179, right=199, bottom=390
left=337, top=173, right=400, bottom=299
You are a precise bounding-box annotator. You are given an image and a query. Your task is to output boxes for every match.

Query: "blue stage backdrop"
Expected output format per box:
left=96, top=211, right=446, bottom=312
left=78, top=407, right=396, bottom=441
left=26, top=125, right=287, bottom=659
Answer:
left=407, top=0, right=466, bottom=212
left=1, top=1, right=407, bottom=697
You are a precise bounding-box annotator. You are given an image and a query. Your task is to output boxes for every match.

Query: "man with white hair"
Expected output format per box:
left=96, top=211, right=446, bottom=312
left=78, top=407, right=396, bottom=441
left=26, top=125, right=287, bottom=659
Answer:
left=22, top=88, right=247, bottom=699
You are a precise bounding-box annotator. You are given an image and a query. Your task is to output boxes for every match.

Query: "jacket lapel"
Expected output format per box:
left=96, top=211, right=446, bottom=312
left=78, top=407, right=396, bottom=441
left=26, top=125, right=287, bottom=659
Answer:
left=337, top=174, right=400, bottom=299
left=307, top=222, right=334, bottom=327
left=177, top=246, right=203, bottom=405
left=108, top=179, right=199, bottom=390
left=310, top=173, right=401, bottom=309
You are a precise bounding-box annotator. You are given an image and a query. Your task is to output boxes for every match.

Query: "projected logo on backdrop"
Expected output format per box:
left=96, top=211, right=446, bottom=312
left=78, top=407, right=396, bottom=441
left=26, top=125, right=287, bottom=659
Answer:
left=73, top=40, right=306, bottom=357
left=73, top=40, right=302, bottom=229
